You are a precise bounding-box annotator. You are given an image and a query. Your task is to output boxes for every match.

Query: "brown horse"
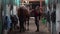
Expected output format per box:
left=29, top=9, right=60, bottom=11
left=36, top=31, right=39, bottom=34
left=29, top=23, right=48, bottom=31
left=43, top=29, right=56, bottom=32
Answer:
left=17, top=6, right=30, bottom=31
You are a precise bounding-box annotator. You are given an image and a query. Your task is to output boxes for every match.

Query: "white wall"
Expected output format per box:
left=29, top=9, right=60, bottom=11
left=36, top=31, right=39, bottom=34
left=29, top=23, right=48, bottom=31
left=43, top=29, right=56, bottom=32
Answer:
left=56, top=4, right=60, bottom=34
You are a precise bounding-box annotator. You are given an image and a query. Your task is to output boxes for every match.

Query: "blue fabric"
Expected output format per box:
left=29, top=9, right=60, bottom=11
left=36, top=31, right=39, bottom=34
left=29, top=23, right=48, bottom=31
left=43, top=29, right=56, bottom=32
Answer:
left=7, top=16, right=11, bottom=30
left=4, top=16, right=12, bottom=30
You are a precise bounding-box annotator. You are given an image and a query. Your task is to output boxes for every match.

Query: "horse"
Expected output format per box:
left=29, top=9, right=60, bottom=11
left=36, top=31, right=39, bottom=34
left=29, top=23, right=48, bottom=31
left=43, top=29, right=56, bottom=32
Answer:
left=17, top=6, right=30, bottom=32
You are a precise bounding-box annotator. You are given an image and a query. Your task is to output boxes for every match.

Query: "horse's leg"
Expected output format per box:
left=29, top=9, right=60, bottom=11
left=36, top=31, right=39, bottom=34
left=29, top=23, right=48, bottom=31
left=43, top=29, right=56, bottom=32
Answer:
left=27, top=17, right=29, bottom=31
left=24, top=19, right=26, bottom=31
left=25, top=19, right=26, bottom=26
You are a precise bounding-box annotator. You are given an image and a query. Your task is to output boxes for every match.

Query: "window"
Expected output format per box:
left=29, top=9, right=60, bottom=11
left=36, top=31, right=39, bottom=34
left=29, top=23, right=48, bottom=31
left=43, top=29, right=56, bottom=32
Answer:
left=29, top=1, right=40, bottom=9
left=57, top=0, right=60, bottom=3
left=42, top=1, right=45, bottom=6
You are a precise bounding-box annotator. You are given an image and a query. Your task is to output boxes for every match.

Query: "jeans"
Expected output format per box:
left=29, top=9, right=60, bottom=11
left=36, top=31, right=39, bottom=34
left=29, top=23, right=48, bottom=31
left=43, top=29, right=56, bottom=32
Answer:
left=35, top=16, right=39, bottom=31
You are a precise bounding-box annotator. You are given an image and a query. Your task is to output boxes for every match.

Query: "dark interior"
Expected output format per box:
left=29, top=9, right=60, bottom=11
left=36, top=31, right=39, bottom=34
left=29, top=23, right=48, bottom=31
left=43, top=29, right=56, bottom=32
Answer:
left=29, top=1, right=40, bottom=9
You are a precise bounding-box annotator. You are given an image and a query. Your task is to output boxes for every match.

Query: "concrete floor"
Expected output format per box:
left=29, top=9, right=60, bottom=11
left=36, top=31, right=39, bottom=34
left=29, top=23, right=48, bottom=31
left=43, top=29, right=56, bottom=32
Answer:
left=8, top=17, right=50, bottom=34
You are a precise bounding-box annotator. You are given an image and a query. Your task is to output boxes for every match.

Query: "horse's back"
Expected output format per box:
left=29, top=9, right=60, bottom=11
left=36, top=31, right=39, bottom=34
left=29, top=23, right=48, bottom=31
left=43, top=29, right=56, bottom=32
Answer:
left=17, top=6, right=30, bottom=18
